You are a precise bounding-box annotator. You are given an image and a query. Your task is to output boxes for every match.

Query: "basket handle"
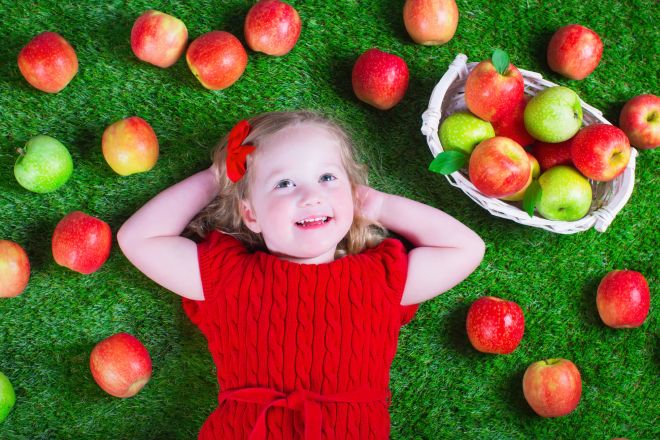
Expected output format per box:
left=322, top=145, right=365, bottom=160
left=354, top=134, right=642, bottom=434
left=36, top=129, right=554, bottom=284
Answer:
left=592, top=148, right=638, bottom=232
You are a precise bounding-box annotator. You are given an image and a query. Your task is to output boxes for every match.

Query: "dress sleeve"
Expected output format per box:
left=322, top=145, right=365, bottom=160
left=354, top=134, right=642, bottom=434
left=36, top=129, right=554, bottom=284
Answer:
left=374, top=238, right=419, bottom=327
left=181, top=229, right=246, bottom=328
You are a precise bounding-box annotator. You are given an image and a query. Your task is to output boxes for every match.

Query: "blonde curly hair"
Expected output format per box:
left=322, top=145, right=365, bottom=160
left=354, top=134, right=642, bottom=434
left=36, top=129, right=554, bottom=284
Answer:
left=185, top=110, right=386, bottom=258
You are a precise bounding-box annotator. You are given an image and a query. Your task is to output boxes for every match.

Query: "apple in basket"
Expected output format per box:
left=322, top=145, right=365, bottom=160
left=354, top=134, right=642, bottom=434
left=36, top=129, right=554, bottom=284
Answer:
left=14, top=135, right=74, bottom=193
left=523, top=358, right=582, bottom=417
left=468, top=136, right=530, bottom=198
left=492, top=96, right=535, bottom=148
left=102, top=116, right=159, bottom=176
left=524, top=86, right=583, bottom=143
left=535, top=165, right=592, bottom=221
left=18, top=31, right=78, bottom=93
left=530, top=139, right=573, bottom=171
left=0, top=371, right=15, bottom=423
left=52, top=211, right=112, bottom=274
left=466, top=296, right=525, bottom=354
left=131, top=10, right=188, bottom=68
left=439, top=111, right=495, bottom=155
left=500, top=153, right=540, bottom=202
left=186, top=31, right=248, bottom=90
left=547, top=24, right=603, bottom=80
left=403, top=0, right=459, bottom=46
left=618, top=94, right=659, bottom=150
left=0, top=240, right=30, bottom=298
left=571, top=124, right=631, bottom=181
left=464, top=49, right=524, bottom=122
left=596, top=270, right=650, bottom=328
left=352, top=48, right=409, bottom=110
left=244, top=0, right=302, bottom=56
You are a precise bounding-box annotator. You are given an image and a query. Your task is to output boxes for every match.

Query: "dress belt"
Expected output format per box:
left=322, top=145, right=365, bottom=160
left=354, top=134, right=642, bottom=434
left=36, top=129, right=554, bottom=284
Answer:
left=217, top=387, right=390, bottom=440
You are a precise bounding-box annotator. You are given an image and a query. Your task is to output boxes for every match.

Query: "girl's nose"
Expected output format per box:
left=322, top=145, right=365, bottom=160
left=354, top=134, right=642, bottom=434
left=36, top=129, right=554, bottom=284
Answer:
left=298, top=186, right=323, bottom=206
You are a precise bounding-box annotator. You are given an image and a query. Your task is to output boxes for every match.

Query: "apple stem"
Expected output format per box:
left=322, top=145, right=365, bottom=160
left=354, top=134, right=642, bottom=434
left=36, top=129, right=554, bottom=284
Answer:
left=16, top=148, right=25, bottom=156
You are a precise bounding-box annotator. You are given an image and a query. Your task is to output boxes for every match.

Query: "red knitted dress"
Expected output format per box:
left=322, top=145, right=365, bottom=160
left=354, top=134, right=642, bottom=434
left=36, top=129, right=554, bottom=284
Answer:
left=182, top=230, right=419, bottom=439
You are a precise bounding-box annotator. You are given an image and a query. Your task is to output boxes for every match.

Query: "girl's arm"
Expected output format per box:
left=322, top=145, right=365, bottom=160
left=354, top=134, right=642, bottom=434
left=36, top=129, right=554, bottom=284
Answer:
left=116, top=167, right=218, bottom=300
left=357, top=185, right=485, bottom=306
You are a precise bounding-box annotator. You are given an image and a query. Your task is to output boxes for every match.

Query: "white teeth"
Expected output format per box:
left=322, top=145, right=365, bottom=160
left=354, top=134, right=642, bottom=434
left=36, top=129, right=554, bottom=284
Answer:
left=297, top=216, right=328, bottom=224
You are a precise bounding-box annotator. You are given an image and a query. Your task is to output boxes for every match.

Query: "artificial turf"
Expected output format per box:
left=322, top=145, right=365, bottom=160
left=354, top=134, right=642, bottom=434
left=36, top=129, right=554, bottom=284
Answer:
left=0, top=0, right=658, bottom=438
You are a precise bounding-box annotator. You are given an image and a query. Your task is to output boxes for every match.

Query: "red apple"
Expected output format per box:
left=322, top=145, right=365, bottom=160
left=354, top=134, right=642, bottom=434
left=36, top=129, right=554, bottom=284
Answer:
left=531, top=139, right=574, bottom=171
left=619, top=94, right=659, bottom=149
left=571, top=124, right=631, bottom=181
left=0, top=240, right=30, bottom=298
left=465, top=296, right=524, bottom=354
left=492, top=96, right=535, bottom=147
left=186, top=31, right=248, bottom=90
left=244, top=0, right=302, bottom=56
left=500, top=152, right=540, bottom=202
left=102, top=116, right=159, bottom=176
left=547, top=24, right=603, bottom=80
left=465, top=55, right=524, bottom=122
left=90, top=333, right=152, bottom=398
left=131, top=10, right=188, bottom=68
left=523, top=358, right=582, bottom=417
left=596, top=270, right=650, bottom=328
left=403, top=0, right=459, bottom=46
left=17, top=32, right=78, bottom=93
left=352, top=48, right=409, bottom=110
left=468, top=136, right=531, bottom=198
left=52, top=211, right=112, bottom=274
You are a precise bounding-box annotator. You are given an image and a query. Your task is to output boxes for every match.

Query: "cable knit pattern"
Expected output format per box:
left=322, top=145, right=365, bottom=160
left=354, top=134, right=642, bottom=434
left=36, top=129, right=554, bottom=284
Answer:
left=182, top=230, right=419, bottom=439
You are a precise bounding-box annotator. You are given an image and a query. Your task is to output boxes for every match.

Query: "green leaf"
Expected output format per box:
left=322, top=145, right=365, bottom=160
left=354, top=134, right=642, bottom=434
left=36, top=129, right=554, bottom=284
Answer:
left=428, top=151, right=469, bottom=175
left=492, top=49, right=509, bottom=75
left=522, top=180, right=542, bottom=218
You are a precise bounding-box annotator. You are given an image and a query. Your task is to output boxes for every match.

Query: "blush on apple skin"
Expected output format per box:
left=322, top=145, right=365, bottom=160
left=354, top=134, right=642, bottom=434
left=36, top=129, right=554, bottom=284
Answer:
left=131, top=10, right=189, bottom=68
left=403, top=0, right=459, bottom=46
left=492, top=96, right=535, bottom=147
left=547, top=24, right=603, bottom=80
left=530, top=139, right=574, bottom=171
left=186, top=31, right=248, bottom=90
left=0, top=240, right=30, bottom=298
left=465, top=296, right=525, bottom=354
left=352, top=48, right=409, bottom=110
left=523, top=358, right=582, bottom=418
left=468, top=136, right=531, bottom=198
left=18, top=32, right=79, bottom=93
left=571, top=124, right=631, bottom=182
left=244, top=0, right=302, bottom=56
left=465, top=60, right=525, bottom=122
left=619, top=94, right=660, bottom=150
left=102, top=116, right=159, bottom=176
left=596, top=270, right=650, bottom=328
left=52, top=211, right=112, bottom=274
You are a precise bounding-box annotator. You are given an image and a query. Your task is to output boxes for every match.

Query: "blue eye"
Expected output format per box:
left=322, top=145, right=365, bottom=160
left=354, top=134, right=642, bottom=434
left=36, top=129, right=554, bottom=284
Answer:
left=275, top=179, right=294, bottom=189
left=320, top=174, right=337, bottom=182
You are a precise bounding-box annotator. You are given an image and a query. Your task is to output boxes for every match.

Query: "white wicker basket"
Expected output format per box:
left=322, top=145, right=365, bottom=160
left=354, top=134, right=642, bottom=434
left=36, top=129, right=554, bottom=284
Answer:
left=421, top=54, right=638, bottom=234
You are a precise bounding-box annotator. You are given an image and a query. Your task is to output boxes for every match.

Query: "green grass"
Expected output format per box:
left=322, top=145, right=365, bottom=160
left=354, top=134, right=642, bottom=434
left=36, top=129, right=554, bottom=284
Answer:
left=0, top=0, right=658, bottom=438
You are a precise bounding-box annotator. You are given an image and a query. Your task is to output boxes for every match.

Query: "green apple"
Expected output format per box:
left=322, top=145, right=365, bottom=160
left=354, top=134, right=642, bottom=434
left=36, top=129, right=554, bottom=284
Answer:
left=524, top=86, right=583, bottom=143
left=14, top=135, right=73, bottom=193
left=440, top=111, right=495, bottom=155
left=0, top=371, right=15, bottom=423
left=537, top=165, right=592, bottom=221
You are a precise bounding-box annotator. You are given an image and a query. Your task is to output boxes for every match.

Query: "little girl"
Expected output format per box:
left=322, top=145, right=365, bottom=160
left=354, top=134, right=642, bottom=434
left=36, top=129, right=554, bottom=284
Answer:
left=117, top=110, right=485, bottom=439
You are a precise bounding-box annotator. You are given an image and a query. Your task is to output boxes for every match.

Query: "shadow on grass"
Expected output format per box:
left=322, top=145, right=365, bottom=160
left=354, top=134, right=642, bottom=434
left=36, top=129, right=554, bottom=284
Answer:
left=23, top=218, right=57, bottom=273
left=442, top=303, right=474, bottom=356
left=503, top=366, right=537, bottom=419
left=578, top=276, right=602, bottom=327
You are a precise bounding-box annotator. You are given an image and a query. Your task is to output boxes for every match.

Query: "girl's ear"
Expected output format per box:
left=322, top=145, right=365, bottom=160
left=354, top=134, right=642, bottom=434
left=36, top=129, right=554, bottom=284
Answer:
left=240, top=199, right=262, bottom=233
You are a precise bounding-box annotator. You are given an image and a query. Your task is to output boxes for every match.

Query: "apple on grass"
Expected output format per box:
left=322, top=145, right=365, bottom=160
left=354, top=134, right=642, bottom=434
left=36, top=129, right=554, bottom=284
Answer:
left=524, top=86, right=583, bottom=143
left=0, top=240, right=30, bottom=298
left=403, top=0, right=459, bottom=46
left=465, top=49, right=524, bottom=122
left=596, top=270, right=650, bottom=328
left=468, top=136, right=531, bottom=198
left=90, top=333, right=152, bottom=398
left=102, top=116, right=159, bottom=176
left=571, top=124, right=631, bottom=181
left=14, top=135, right=73, bottom=193
left=186, top=31, right=248, bottom=90
left=619, top=94, right=659, bottom=150
left=244, top=0, right=302, bottom=56
left=466, top=296, right=524, bottom=354
left=547, top=24, right=603, bottom=80
left=0, top=371, right=15, bottom=423
left=18, top=32, right=78, bottom=93
left=352, top=49, right=409, bottom=110
left=439, top=111, right=495, bottom=155
left=523, top=358, right=582, bottom=417
left=131, top=10, right=188, bottom=68
left=52, top=211, right=112, bottom=274
left=535, top=165, right=592, bottom=221
left=531, top=139, right=573, bottom=171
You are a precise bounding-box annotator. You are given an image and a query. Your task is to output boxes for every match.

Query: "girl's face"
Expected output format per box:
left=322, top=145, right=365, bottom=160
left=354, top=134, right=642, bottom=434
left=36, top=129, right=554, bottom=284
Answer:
left=240, top=122, right=354, bottom=264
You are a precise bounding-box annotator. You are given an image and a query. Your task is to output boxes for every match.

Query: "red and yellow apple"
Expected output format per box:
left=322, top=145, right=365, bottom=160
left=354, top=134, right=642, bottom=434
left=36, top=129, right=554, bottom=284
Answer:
left=18, top=32, right=78, bottom=93
left=468, top=136, right=531, bottom=198
left=402, top=0, right=459, bottom=46
left=492, top=96, right=535, bottom=147
left=531, top=139, right=573, bottom=171
left=571, top=124, right=631, bottom=181
left=131, top=10, right=188, bottom=68
left=186, top=31, right=248, bottom=90
left=0, top=240, right=30, bottom=298
left=52, top=211, right=112, bottom=274
left=596, top=270, right=650, bottom=328
left=352, top=48, right=409, bottom=110
left=466, top=296, right=525, bottom=354
left=90, top=333, right=152, bottom=398
left=244, top=0, right=302, bottom=56
left=547, top=24, right=603, bottom=80
left=523, top=358, right=582, bottom=417
left=102, top=116, right=159, bottom=176
left=465, top=57, right=524, bottom=122
left=500, top=153, right=540, bottom=202
left=619, top=94, right=659, bottom=150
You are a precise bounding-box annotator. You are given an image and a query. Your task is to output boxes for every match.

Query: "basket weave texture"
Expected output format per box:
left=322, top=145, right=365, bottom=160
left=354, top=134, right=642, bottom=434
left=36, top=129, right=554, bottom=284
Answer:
left=421, top=54, right=638, bottom=234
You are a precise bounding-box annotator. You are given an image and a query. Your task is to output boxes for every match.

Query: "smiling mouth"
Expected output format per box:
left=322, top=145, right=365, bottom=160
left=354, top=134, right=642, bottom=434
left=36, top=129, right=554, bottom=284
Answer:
left=295, top=216, right=332, bottom=228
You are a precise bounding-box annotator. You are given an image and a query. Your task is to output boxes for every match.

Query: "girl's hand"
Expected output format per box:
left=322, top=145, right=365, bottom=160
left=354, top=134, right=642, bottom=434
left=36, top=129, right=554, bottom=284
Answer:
left=356, top=184, right=385, bottom=223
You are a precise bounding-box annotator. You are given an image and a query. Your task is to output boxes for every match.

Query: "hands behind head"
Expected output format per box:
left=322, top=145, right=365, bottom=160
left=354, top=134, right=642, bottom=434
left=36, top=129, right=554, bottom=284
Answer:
left=355, top=185, right=384, bottom=224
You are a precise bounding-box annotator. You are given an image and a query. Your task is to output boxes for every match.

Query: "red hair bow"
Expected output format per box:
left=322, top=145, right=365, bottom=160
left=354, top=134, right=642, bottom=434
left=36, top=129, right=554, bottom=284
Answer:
left=226, top=120, right=256, bottom=183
